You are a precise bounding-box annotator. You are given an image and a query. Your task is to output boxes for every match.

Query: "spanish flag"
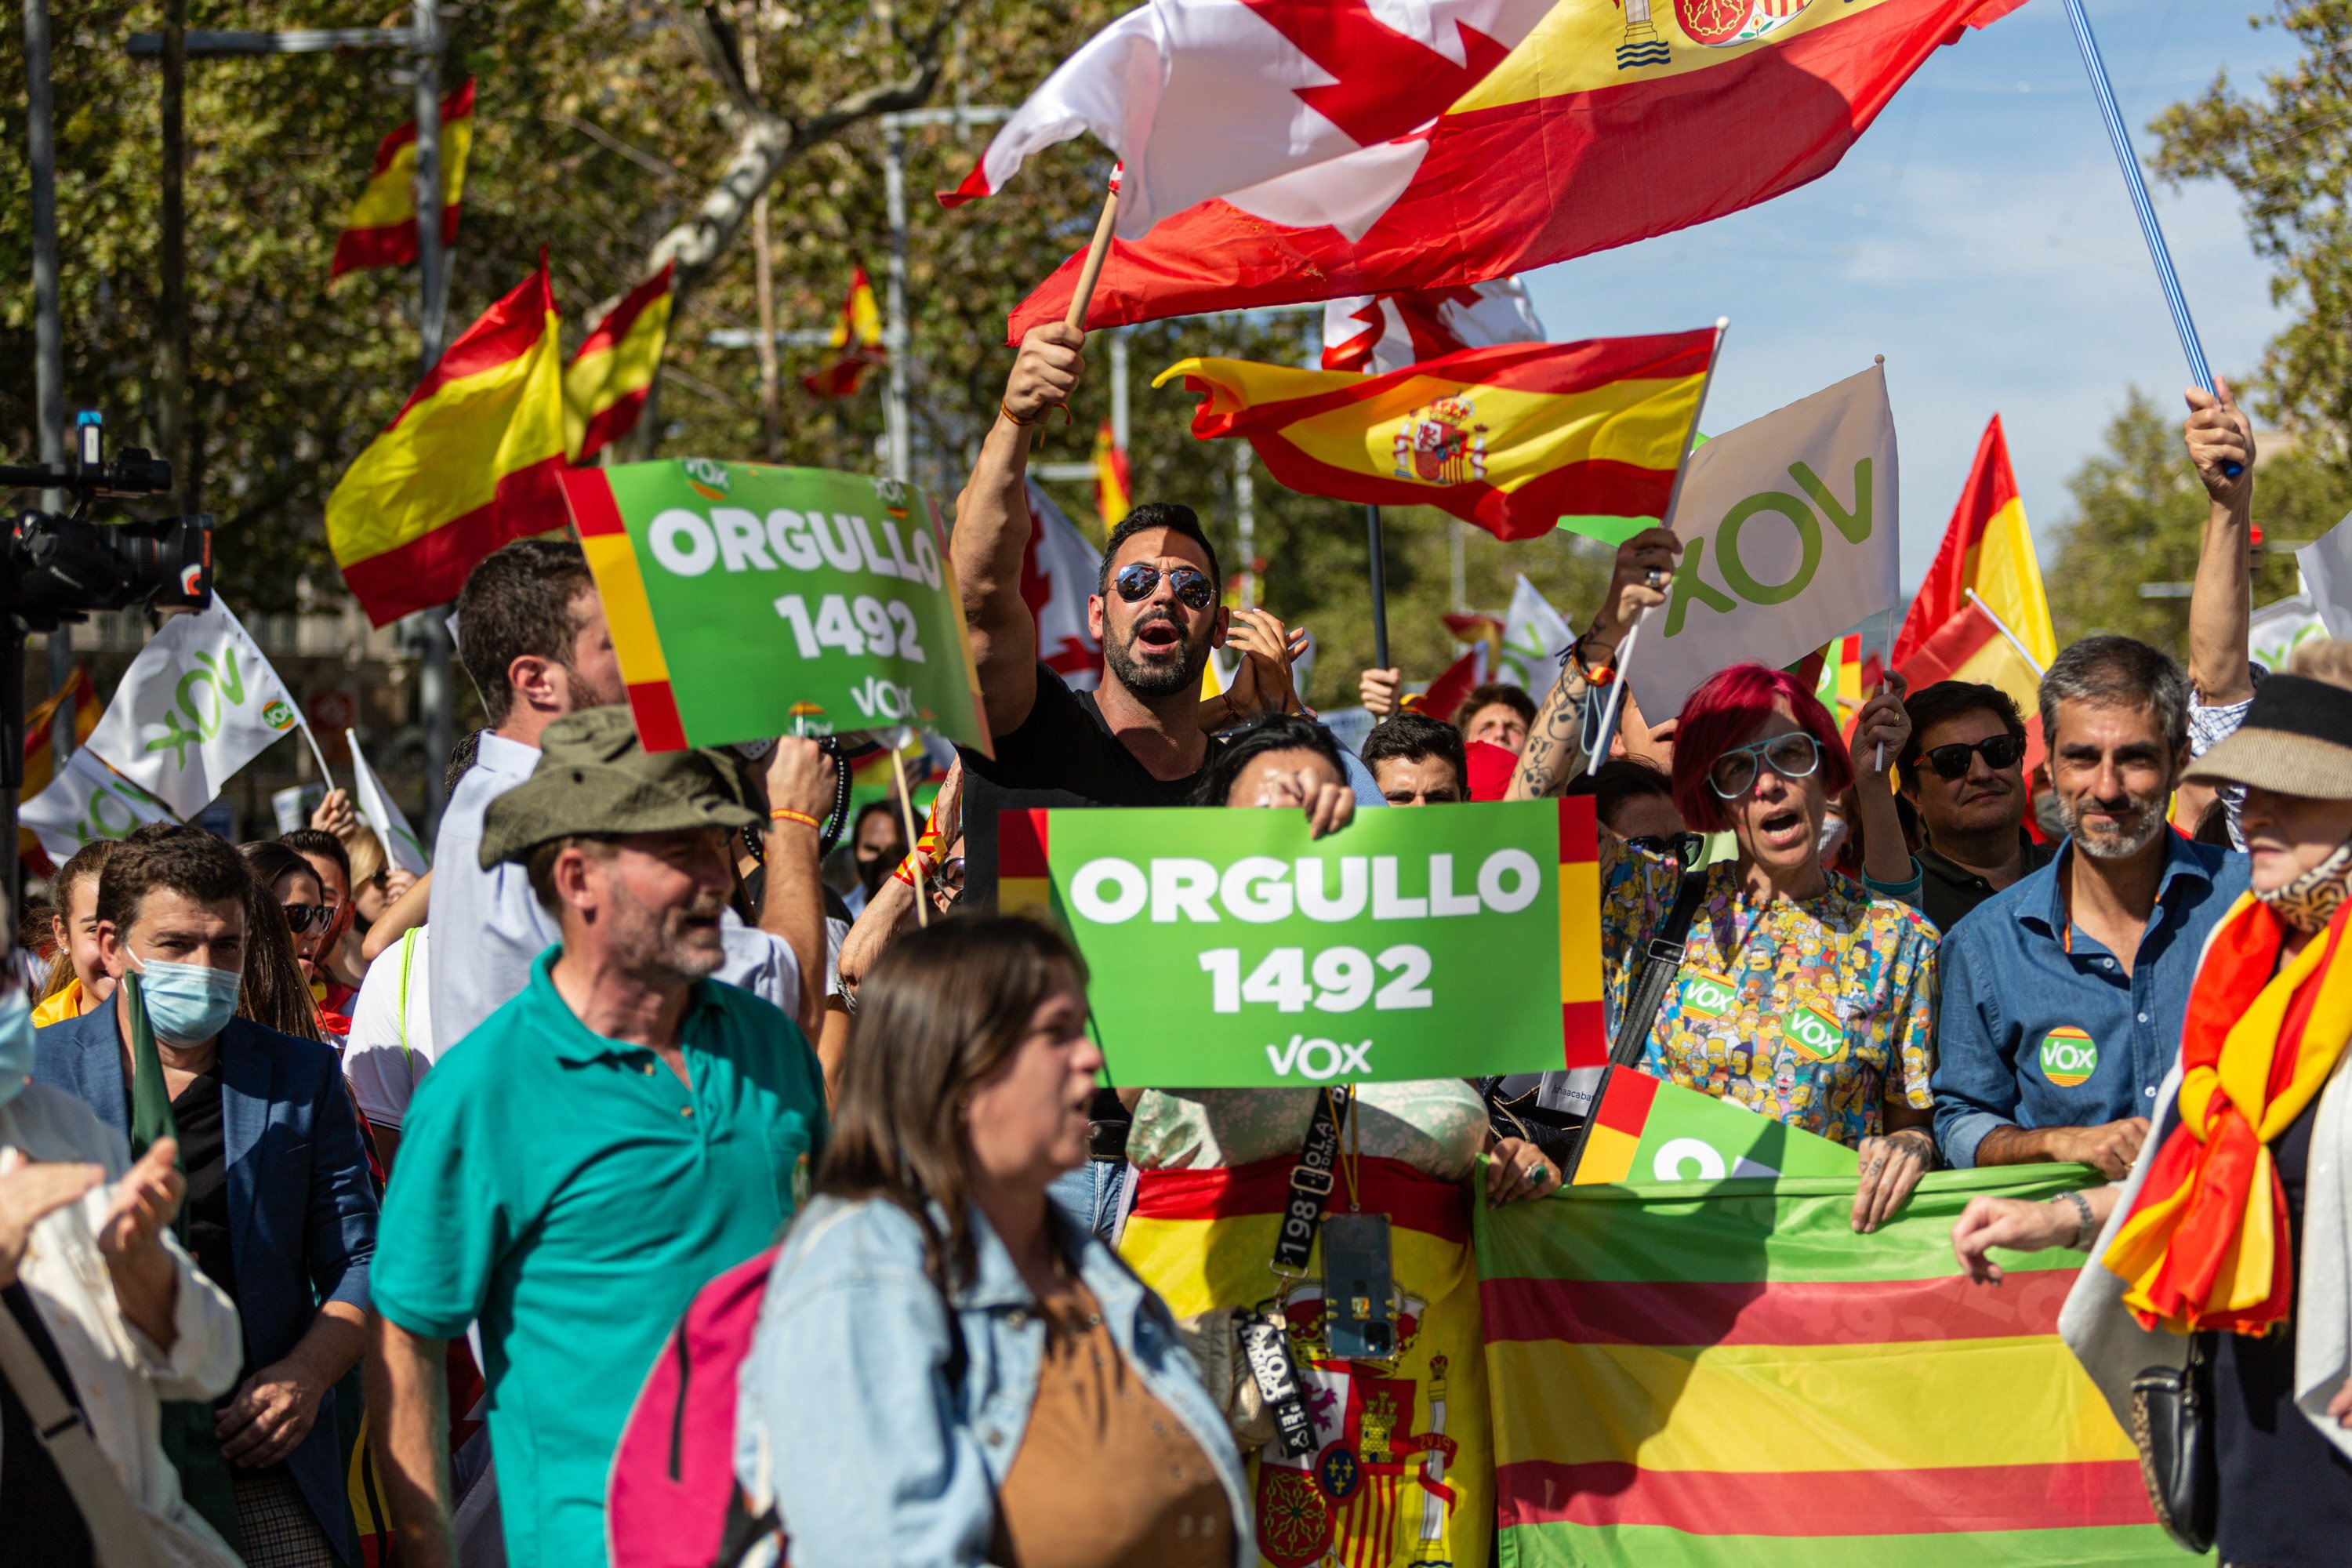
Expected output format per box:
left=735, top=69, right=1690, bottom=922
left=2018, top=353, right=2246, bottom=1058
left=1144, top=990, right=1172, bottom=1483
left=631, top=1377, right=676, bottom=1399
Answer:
left=1092, top=420, right=1131, bottom=532
left=801, top=265, right=884, bottom=398
left=17, top=666, right=99, bottom=872
left=327, top=260, right=568, bottom=626
left=1155, top=331, right=1715, bottom=543
left=564, top=263, right=673, bottom=461
left=328, top=78, right=476, bottom=281
left=1892, top=416, right=2056, bottom=726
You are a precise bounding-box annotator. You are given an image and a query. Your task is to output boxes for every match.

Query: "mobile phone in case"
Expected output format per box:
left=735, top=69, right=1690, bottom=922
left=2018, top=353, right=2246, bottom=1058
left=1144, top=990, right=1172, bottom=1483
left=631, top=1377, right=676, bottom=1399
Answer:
left=1322, top=1213, right=1394, bottom=1362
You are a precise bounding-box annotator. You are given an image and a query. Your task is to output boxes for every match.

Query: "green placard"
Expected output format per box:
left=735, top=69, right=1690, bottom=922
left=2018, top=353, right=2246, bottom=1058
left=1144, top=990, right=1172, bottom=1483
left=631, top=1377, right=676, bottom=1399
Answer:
left=568, top=459, right=992, bottom=753
left=1020, top=800, right=1588, bottom=1086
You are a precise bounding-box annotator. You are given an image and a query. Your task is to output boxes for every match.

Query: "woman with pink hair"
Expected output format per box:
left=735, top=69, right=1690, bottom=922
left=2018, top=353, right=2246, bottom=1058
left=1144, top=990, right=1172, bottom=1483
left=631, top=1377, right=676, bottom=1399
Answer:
left=1510, top=530, right=1941, bottom=1232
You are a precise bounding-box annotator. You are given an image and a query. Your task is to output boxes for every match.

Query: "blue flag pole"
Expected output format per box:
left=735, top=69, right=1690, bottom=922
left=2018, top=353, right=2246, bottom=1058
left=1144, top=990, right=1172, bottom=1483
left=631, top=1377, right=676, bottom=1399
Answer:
left=2061, top=0, right=2242, bottom=475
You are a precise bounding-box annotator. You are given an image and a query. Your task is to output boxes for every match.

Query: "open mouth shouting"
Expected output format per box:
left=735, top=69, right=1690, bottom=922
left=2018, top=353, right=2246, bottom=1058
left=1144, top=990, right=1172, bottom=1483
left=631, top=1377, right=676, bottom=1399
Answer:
left=1131, top=612, right=1185, bottom=660
left=1755, top=804, right=1812, bottom=855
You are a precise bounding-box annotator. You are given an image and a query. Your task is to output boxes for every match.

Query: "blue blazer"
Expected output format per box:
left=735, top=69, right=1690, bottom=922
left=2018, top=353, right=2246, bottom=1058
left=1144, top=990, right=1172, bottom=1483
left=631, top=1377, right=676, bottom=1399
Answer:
left=35, top=1005, right=379, bottom=1564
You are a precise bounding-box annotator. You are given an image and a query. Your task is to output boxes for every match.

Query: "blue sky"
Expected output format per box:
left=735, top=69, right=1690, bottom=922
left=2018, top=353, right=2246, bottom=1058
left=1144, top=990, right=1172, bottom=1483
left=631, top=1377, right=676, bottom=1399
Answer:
left=1520, top=0, right=2303, bottom=590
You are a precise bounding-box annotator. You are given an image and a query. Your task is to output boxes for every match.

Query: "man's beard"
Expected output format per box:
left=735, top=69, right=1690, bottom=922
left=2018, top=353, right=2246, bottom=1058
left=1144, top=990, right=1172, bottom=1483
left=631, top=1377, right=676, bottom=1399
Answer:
left=605, top=875, right=728, bottom=983
left=1104, top=610, right=1211, bottom=701
left=2058, top=789, right=2169, bottom=861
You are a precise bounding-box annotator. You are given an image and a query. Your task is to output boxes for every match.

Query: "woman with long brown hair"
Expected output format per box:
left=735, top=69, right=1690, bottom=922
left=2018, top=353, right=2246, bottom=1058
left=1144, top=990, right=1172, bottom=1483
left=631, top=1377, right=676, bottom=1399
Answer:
left=737, top=915, right=1248, bottom=1568
left=234, top=843, right=328, bottom=1043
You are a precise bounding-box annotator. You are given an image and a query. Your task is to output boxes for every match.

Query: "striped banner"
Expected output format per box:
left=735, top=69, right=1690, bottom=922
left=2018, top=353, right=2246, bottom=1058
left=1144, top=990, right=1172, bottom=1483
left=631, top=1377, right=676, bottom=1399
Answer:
left=1476, top=1167, right=2178, bottom=1567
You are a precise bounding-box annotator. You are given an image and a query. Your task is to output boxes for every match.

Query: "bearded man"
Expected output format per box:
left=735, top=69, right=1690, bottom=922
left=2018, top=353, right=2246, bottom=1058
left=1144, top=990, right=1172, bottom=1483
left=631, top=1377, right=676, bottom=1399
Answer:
left=950, top=324, right=1302, bottom=808
left=1930, top=637, right=2251, bottom=1178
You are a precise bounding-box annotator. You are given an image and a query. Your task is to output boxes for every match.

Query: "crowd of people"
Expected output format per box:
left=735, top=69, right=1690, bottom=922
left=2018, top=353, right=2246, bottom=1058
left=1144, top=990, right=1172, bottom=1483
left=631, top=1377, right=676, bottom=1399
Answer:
left=2, top=323, right=2347, bottom=1568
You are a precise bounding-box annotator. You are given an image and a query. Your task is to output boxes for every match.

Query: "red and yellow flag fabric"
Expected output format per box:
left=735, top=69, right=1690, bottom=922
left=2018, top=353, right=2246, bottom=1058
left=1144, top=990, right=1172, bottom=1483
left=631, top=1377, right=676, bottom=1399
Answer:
left=1893, top=415, right=2056, bottom=723
left=1007, top=0, right=2024, bottom=336
left=1093, top=419, right=1132, bottom=531
left=327, top=260, right=568, bottom=626
left=17, top=666, right=100, bottom=872
left=565, top=263, right=674, bottom=461
left=1123, top=1157, right=1495, bottom=1568
left=1479, top=1167, right=2180, bottom=1568
left=329, top=78, right=476, bottom=281
left=801, top=265, right=885, bottom=398
left=1155, top=332, right=1715, bottom=543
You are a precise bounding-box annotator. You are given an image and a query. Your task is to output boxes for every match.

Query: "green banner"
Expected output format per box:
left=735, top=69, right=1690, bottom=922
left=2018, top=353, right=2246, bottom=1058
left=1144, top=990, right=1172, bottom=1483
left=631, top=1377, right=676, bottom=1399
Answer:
left=1011, top=800, right=1598, bottom=1086
left=565, top=459, right=991, bottom=753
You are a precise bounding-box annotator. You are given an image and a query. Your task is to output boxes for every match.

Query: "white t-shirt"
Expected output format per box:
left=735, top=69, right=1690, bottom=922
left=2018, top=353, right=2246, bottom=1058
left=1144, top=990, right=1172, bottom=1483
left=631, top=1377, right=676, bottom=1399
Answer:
left=345, top=926, right=435, bottom=1131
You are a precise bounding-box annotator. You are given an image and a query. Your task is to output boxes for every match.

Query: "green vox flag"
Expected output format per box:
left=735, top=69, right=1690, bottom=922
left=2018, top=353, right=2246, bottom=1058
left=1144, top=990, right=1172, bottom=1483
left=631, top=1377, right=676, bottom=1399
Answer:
left=1001, top=798, right=1609, bottom=1087
left=560, top=460, right=993, bottom=753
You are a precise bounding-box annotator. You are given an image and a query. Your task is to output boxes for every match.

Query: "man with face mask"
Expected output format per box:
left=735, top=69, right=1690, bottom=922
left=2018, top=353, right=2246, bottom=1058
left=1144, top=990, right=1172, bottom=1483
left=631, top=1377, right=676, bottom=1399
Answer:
left=950, top=325, right=1305, bottom=809
left=1930, top=637, right=2252, bottom=1178
left=365, top=708, right=829, bottom=1568
left=34, top=822, right=379, bottom=1563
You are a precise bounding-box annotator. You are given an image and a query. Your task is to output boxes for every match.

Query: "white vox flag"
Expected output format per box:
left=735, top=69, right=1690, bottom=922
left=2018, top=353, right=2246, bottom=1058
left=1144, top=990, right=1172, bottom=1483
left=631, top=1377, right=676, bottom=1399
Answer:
left=19, top=749, right=176, bottom=864
left=81, top=600, right=307, bottom=819
left=1496, top=575, right=1574, bottom=695
left=2250, top=593, right=2330, bottom=673
left=1022, top=481, right=1105, bottom=692
left=2296, top=512, right=2352, bottom=641
left=347, top=731, right=430, bottom=875
left=1635, top=365, right=1900, bottom=720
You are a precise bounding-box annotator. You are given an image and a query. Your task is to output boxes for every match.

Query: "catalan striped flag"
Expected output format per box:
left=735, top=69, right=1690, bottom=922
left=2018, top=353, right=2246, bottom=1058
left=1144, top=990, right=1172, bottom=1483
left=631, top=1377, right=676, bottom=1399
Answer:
left=326, top=260, right=568, bottom=626
left=801, top=265, right=884, bottom=398
left=329, top=79, right=476, bottom=281
left=1092, top=420, right=1131, bottom=532
left=565, top=263, right=673, bottom=462
left=1123, top=1156, right=1495, bottom=1568
left=17, top=666, right=100, bottom=873
left=1154, top=332, right=1716, bottom=543
left=1478, top=1167, right=2180, bottom=1568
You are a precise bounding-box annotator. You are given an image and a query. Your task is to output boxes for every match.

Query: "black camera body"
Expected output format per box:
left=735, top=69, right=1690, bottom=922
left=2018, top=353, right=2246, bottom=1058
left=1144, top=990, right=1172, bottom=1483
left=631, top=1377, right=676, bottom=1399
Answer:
left=2, top=415, right=212, bottom=626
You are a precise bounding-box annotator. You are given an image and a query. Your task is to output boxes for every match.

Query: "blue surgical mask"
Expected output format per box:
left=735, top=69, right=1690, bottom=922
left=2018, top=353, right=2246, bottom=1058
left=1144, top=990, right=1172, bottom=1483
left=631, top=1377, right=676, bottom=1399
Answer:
left=0, top=986, right=33, bottom=1109
left=129, top=951, right=242, bottom=1047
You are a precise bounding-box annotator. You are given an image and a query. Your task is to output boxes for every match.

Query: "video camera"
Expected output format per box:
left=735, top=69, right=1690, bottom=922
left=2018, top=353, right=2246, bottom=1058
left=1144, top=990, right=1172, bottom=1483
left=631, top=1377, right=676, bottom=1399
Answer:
left=1, top=411, right=213, bottom=625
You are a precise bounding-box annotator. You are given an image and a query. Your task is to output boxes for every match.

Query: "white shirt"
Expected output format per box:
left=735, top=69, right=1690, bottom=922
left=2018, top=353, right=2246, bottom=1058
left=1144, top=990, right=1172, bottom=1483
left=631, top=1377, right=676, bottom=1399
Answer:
left=345, top=926, right=434, bottom=1131
left=0, top=1082, right=242, bottom=1568
left=426, top=730, right=802, bottom=1054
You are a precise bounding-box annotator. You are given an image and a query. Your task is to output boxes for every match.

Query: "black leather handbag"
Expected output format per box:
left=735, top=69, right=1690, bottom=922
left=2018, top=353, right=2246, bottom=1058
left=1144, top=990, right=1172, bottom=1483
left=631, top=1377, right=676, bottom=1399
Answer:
left=2129, top=1334, right=2217, bottom=1554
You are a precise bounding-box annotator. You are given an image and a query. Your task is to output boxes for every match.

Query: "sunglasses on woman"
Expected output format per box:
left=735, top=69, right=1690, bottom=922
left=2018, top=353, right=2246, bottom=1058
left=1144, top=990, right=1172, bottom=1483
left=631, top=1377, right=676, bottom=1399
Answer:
left=1919, top=734, right=2027, bottom=779
left=1112, top=562, right=1216, bottom=611
left=280, top=902, right=336, bottom=935
left=1707, top=731, right=1821, bottom=800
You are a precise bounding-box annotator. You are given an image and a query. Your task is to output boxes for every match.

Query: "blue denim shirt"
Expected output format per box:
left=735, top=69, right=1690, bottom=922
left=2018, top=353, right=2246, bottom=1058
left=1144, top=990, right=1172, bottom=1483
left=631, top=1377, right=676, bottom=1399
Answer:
left=735, top=1192, right=1252, bottom=1567
left=1931, top=833, right=2249, bottom=1167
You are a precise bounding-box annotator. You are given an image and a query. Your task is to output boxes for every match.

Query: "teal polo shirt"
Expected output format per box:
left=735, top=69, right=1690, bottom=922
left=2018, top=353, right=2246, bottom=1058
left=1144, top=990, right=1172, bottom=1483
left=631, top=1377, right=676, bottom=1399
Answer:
left=372, top=948, right=826, bottom=1568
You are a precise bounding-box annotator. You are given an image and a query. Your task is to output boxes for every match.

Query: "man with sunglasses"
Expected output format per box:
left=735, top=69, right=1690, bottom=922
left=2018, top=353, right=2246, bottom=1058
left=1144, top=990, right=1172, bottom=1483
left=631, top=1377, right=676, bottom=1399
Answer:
left=1896, top=682, right=2053, bottom=933
left=952, top=325, right=1304, bottom=808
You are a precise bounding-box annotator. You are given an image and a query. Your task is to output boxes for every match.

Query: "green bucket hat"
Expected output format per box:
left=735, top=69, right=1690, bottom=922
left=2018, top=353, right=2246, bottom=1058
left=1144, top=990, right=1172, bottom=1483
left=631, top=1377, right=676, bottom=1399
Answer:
left=479, top=706, right=762, bottom=868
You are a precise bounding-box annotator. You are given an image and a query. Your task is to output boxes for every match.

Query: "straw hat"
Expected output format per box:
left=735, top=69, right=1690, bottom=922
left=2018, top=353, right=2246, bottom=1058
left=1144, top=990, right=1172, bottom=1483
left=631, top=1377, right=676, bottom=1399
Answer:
left=2181, top=673, right=2352, bottom=800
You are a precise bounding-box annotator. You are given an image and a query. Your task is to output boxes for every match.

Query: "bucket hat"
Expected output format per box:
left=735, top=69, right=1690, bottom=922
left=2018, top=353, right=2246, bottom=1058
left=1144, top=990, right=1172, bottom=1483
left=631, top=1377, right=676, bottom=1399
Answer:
left=479, top=706, right=761, bottom=867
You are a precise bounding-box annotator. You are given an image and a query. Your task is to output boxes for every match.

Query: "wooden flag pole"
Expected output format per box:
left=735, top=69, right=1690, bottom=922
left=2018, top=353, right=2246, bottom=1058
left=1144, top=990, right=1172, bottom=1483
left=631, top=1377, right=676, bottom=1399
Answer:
left=1064, top=187, right=1120, bottom=331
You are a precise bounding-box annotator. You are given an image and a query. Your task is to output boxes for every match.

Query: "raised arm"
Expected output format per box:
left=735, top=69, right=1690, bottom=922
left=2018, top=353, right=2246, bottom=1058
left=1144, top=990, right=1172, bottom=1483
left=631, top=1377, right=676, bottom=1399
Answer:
left=2184, top=376, right=2256, bottom=708
left=1508, top=529, right=1682, bottom=800
left=952, top=325, right=1086, bottom=738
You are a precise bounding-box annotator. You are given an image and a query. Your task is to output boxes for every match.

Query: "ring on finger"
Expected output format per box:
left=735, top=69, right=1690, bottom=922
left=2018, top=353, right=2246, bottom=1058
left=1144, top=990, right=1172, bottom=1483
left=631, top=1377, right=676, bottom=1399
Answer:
left=1643, top=568, right=1665, bottom=588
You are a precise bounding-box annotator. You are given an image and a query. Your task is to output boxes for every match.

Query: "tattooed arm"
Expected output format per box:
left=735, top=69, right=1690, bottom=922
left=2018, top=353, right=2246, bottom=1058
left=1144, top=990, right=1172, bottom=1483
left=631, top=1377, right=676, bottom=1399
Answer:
left=1507, top=529, right=1685, bottom=800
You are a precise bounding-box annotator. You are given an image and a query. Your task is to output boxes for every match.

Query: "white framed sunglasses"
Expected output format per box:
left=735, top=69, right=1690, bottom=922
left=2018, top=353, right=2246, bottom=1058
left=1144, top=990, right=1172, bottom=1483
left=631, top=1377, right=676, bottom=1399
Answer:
left=1707, top=731, right=1822, bottom=800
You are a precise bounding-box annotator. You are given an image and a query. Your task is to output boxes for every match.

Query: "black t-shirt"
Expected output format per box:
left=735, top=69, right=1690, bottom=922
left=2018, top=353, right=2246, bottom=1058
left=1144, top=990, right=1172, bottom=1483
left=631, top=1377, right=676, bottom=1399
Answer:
left=0, top=1285, right=97, bottom=1568
left=964, top=662, right=1218, bottom=808
left=169, top=1065, right=238, bottom=1315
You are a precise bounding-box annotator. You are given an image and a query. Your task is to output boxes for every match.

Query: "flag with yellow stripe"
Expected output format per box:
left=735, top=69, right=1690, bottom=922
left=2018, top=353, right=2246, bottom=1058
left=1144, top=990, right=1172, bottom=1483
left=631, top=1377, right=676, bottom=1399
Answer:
left=327, top=259, right=568, bottom=626
left=16, top=666, right=99, bottom=872
left=1479, top=1166, right=2179, bottom=1567
left=329, top=79, right=475, bottom=281
left=566, top=263, right=673, bottom=461
left=1155, top=331, right=1716, bottom=543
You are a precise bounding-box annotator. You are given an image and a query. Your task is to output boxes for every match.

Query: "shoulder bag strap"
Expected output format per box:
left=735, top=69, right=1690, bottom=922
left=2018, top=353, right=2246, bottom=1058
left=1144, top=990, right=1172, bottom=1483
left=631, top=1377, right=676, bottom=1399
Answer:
left=1608, top=840, right=1713, bottom=1069
left=1234, top=1087, right=1351, bottom=1459
left=395, top=927, right=419, bottom=1072
left=0, top=1304, right=169, bottom=1568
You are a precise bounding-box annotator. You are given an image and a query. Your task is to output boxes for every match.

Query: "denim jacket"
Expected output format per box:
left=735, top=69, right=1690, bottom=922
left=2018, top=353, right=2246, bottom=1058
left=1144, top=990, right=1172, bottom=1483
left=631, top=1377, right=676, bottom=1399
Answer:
left=735, top=1192, right=1253, bottom=1568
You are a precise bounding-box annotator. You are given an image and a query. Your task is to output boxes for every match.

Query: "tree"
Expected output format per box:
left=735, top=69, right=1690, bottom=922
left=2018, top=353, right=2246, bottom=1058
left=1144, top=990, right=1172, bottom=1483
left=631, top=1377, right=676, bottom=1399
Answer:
left=2045, top=387, right=2345, bottom=654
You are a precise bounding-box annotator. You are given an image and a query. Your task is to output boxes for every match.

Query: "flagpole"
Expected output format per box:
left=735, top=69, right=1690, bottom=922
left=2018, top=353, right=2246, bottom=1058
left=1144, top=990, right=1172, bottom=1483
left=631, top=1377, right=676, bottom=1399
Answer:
left=1063, top=187, right=1119, bottom=331
left=296, top=720, right=337, bottom=797
left=1965, top=589, right=2049, bottom=678
left=1587, top=318, right=1729, bottom=775
left=2061, top=0, right=2241, bottom=477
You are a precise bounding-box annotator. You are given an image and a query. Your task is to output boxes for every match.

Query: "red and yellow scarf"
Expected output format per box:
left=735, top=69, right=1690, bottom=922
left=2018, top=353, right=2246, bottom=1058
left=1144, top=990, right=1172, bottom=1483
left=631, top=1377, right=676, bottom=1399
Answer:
left=2103, top=895, right=2352, bottom=1334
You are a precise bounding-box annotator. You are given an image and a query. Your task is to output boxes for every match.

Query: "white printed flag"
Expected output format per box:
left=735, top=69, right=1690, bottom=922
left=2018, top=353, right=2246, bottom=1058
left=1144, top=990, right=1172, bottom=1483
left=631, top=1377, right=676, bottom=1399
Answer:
left=1634, top=365, right=1900, bottom=719
left=348, top=731, right=430, bottom=875
left=80, top=600, right=307, bottom=819
left=1496, top=575, right=1573, bottom=695
left=19, top=750, right=177, bottom=864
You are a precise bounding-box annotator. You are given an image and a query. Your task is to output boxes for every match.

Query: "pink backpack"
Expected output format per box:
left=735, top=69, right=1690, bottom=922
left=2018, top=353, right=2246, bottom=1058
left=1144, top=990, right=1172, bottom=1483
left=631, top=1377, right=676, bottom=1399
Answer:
left=607, top=1244, right=782, bottom=1568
